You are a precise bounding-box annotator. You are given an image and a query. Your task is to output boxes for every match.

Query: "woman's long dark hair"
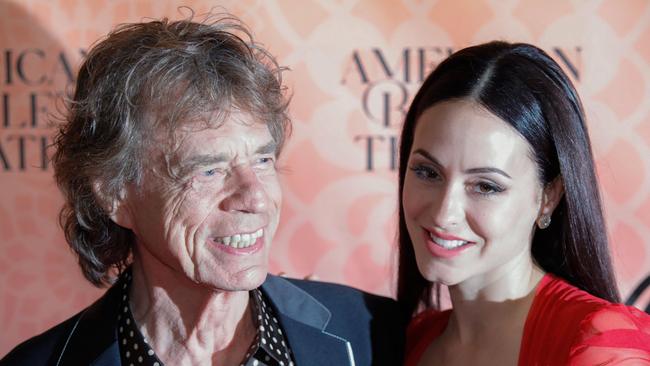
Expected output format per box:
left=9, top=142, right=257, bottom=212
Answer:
left=397, top=41, right=620, bottom=317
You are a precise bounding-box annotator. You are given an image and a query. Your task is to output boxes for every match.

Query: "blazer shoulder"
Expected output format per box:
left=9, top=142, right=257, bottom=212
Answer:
left=1, top=279, right=121, bottom=366
left=0, top=311, right=83, bottom=366
left=280, top=277, right=407, bottom=366
left=281, top=277, right=408, bottom=335
left=284, top=277, right=401, bottom=313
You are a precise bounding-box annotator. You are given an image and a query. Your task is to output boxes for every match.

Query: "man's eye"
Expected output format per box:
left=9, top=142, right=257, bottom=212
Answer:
left=256, top=156, right=275, bottom=166
left=409, top=165, right=441, bottom=181
left=201, top=168, right=225, bottom=177
left=202, top=169, right=217, bottom=177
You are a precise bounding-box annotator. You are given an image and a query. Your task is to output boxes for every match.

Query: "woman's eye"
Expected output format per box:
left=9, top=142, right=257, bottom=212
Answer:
left=474, top=182, right=504, bottom=195
left=410, top=165, right=440, bottom=181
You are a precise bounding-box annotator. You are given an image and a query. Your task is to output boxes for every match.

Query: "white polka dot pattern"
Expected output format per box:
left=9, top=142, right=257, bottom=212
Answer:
left=116, top=271, right=295, bottom=366
left=241, top=289, right=295, bottom=366
left=118, top=272, right=162, bottom=366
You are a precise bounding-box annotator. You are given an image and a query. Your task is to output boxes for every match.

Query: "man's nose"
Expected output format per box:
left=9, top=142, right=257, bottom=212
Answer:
left=219, top=166, right=267, bottom=213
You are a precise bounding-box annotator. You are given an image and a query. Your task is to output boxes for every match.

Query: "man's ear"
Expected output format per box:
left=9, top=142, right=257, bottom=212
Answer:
left=539, top=176, right=564, bottom=218
left=92, top=181, right=134, bottom=230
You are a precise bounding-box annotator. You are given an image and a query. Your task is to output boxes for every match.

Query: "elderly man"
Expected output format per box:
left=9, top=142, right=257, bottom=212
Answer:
left=1, top=15, right=404, bottom=366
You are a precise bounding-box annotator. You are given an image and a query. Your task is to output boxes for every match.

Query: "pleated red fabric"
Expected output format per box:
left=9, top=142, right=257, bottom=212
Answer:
left=405, top=274, right=650, bottom=365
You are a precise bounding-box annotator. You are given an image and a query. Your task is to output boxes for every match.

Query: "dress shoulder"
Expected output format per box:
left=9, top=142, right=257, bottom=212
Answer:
left=568, top=303, right=650, bottom=365
left=521, top=273, right=650, bottom=365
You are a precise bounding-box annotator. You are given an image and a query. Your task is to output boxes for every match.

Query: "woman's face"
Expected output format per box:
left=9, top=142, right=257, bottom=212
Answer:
left=403, top=99, right=547, bottom=288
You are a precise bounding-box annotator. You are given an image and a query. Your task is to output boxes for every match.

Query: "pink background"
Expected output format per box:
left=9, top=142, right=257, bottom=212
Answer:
left=2, top=0, right=650, bottom=355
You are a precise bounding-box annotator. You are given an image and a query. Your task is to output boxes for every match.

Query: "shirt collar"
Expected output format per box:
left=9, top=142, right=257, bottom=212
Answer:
left=116, top=269, right=294, bottom=366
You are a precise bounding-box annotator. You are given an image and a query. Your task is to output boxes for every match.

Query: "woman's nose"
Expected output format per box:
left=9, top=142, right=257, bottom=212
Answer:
left=429, top=184, right=464, bottom=229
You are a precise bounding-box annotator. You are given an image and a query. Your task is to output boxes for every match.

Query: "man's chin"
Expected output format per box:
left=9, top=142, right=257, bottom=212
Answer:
left=236, top=269, right=268, bottom=290
left=204, top=267, right=269, bottom=292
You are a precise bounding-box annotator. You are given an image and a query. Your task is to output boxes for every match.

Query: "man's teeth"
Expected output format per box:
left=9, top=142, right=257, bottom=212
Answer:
left=429, top=232, right=469, bottom=249
left=215, top=228, right=263, bottom=248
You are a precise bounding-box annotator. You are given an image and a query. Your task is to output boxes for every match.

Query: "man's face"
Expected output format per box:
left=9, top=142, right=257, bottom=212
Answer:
left=119, top=111, right=282, bottom=291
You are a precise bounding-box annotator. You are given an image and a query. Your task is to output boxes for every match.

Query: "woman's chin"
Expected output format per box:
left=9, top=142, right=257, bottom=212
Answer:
left=420, top=270, right=464, bottom=287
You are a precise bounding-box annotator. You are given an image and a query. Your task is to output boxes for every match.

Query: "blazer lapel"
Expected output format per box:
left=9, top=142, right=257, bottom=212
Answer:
left=89, top=342, right=121, bottom=366
left=279, top=316, right=354, bottom=366
left=261, top=275, right=355, bottom=366
left=56, top=278, right=123, bottom=366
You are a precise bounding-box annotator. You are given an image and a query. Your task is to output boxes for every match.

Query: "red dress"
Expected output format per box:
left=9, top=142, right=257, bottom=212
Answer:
left=405, top=274, right=650, bottom=365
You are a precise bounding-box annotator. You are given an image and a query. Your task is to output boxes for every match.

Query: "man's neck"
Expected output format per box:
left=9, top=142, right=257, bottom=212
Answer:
left=129, top=259, right=257, bottom=365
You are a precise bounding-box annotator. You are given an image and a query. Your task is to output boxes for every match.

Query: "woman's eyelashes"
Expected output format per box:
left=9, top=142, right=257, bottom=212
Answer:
left=410, top=164, right=442, bottom=181
left=409, top=163, right=507, bottom=196
left=472, top=180, right=506, bottom=196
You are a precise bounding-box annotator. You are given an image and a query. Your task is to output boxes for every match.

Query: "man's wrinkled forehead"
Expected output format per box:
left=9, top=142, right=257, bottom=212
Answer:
left=144, top=110, right=276, bottom=171
left=147, top=107, right=273, bottom=150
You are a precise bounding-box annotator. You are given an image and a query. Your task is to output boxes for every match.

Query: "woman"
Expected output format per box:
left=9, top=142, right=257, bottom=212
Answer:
left=398, top=41, right=650, bottom=365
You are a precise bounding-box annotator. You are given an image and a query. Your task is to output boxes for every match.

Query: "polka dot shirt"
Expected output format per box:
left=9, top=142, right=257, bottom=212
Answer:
left=117, top=272, right=295, bottom=366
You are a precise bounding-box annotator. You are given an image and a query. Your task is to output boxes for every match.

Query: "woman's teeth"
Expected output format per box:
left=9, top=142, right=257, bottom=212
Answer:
left=429, top=232, right=469, bottom=249
left=215, top=228, right=263, bottom=249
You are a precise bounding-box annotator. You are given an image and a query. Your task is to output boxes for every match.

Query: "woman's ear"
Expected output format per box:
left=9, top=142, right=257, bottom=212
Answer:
left=92, top=181, right=134, bottom=230
left=537, top=176, right=564, bottom=229
left=543, top=176, right=564, bottom=213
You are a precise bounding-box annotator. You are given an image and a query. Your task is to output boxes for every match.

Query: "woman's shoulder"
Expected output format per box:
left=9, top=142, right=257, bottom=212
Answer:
left=528, top=274, right=650, bottom=364
left=535, top=273, right=610, bottom=307
left=567, top=302, right=650, bottom=364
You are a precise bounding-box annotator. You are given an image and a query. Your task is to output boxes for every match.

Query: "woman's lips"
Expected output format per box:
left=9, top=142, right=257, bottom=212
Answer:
left=423, top=228, right=475, bottom=258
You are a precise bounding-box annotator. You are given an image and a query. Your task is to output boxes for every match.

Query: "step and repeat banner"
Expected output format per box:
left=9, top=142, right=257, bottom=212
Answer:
left=2, top=0, right=650, bottom=354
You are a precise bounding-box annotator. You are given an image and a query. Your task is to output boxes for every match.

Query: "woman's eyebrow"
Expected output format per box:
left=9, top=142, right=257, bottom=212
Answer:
left=413, top=148, right=440, bottom=165
left=464, top=167, right=512, bottom=179
left=413, top=148, right=511, bottom=179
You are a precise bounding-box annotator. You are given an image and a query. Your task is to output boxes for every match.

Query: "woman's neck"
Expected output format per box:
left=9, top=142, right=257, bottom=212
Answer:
left=446, top=255, right=545, bottom=345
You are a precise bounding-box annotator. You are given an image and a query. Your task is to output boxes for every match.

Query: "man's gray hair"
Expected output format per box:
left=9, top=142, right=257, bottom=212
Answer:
left=52, top=13, right=290, bottom=286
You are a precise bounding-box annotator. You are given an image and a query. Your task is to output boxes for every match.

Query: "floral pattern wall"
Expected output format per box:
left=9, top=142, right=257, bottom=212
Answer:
left=1, top=0, right=650, bottom=355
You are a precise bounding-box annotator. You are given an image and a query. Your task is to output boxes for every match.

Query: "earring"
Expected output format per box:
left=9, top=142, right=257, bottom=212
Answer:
left=537, top=214, right=551, bottom=229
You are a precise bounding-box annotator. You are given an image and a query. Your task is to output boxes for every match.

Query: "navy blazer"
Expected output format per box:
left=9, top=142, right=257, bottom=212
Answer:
left=1, top=274, right=406, bottom=365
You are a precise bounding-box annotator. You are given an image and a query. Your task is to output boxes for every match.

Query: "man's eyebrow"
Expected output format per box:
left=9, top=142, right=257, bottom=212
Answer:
left=256, top=140, right=278, bottom=155
left=174, top=153, right=229, bottom=177
left=412, top=148, right=512, bottom=179
left=186, top=153, right=230, bottom=167
left=172, top=140, right=277, bottom=177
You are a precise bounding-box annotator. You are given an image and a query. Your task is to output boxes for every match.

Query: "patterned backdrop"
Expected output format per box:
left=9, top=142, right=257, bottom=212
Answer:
left=2, top=0, right=650, bottom=355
